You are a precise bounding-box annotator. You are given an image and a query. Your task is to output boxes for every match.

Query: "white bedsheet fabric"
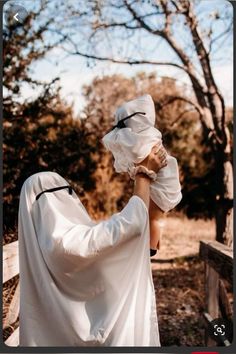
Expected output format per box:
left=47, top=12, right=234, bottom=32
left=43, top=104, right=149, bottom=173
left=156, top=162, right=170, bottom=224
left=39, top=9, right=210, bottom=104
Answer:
left=18, top=171, right=160, bottom=346
left=102, top=94, right=182, bottom=212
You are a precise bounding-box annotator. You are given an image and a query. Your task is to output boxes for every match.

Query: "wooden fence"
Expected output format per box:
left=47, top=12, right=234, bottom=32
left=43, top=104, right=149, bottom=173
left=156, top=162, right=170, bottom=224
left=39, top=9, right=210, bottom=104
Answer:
left=3, top=240, right=19, bottom=346
left=199, top=240, right=233, bottom=346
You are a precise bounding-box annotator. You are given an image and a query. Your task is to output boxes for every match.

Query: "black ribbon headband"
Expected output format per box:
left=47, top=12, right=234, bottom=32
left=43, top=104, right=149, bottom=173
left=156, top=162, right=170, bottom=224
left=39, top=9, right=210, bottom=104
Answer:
left=108, top=111, right=146, bottom=133
left=36, top=185, right=73, bottom=201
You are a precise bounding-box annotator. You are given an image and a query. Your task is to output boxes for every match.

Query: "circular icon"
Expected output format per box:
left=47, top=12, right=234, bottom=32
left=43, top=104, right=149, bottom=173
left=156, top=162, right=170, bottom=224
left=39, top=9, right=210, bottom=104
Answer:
left=4, top=3, right=28, bottom=27
left=208, top=318, right=233, bottom=345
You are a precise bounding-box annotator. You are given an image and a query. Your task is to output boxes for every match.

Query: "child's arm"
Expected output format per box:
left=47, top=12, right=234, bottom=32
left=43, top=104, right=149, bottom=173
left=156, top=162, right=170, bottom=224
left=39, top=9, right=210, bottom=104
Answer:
left=149, top=198, right=166, bottom=250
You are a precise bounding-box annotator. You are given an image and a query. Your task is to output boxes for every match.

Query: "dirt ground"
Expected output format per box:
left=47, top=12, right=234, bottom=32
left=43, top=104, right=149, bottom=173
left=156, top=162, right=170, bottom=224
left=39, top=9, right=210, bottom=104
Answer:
left=153, top=257, right=206, bottom=346
left=151, top=215, right=215, bottom=347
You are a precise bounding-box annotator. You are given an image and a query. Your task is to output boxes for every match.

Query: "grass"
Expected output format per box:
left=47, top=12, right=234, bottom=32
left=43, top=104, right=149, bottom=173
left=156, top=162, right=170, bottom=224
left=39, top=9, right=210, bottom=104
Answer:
left=155, top=214, right=215, bottom=261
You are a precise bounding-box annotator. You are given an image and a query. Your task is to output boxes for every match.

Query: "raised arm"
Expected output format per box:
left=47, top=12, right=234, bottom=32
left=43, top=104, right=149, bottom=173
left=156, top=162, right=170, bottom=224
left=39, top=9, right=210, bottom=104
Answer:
left=38, top=144, right=167, bottom=267
left=133, top=143, right=168, bottom=251
left=50, top=194, right=149, bottom=264
left=133, top=143, right=168, bottom=209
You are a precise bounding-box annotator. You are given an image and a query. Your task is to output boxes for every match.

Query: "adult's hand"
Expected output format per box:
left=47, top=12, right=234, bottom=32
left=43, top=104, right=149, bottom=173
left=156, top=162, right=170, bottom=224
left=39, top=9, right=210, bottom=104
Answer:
left=137, top=143, right=168, bottom=173
left=133, top=143, right=167, bottom=209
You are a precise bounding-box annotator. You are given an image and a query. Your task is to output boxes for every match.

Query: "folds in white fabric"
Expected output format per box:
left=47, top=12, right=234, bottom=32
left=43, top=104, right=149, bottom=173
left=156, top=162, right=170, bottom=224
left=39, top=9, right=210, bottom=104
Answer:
left=18, top=171, right=161, bottom=346
left=102, top=94, right=182, bottom=212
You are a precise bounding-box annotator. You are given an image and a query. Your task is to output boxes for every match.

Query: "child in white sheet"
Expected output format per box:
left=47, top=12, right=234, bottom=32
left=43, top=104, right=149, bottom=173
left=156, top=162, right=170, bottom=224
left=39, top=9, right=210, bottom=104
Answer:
left=102, top=94, right=182, bottom=255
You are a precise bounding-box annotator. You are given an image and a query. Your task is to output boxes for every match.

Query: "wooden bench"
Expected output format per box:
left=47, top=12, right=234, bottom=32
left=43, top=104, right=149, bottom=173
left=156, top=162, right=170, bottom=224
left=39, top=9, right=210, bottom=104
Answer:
left=199, top=240, right=233, bottom=346
left=3, top=240, right=19, bottom=346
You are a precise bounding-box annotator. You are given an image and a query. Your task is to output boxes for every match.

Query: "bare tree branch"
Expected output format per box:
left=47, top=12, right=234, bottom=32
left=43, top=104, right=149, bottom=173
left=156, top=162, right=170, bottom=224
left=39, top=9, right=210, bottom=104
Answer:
left=183, top=0, right=226, bottom=141
left=160, top=0, right=172, bottom=33
left=124, top=0, right=166, bottom=37
left=208, top=19, right=233, bottom=55
left=70, top=50, right=189, bottom=70
left=156, top=95, right=205, bottom=126
left=54, top=30, right=191, bottom=73
left=169, top=108, right=196, bottom=127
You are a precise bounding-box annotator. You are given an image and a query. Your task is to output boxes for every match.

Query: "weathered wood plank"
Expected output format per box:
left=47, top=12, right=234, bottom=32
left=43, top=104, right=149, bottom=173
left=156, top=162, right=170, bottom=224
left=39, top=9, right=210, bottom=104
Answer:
left=199, top=240, right=233, bottom=283
left=219, top=279, right=233, bottom=319
left=4, top=327, right=19, bottom=347
left=206, top=263, right=219, bottom=319
left=3, top=282, right=20, bottom=329
left=3, top=241, right=19, bottom=283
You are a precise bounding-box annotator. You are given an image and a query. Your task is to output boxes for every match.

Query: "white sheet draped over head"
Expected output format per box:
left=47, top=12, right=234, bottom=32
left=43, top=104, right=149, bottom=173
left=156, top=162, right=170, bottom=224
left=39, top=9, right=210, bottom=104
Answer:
left=102, top=94, right=182, bottom=212
left=19, top=171, right=160, bottom=346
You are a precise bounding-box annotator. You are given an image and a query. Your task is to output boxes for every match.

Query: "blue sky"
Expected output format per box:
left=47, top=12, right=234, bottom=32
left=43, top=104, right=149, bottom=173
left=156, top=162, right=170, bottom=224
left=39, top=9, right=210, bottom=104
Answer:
left=3, top=0, right=233, bottom=116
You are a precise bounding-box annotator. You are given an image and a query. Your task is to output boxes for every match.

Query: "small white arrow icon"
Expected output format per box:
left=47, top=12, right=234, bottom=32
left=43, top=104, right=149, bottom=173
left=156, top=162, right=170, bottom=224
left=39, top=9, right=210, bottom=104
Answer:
left=13, top=12, right=19, bottom=22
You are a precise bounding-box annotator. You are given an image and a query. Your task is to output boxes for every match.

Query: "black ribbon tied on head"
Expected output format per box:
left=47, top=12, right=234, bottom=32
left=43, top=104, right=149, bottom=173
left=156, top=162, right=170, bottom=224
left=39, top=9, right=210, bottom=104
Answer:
left=108, top=111, right=146, bottom=133
left=36, top=185, right=73, bottom=201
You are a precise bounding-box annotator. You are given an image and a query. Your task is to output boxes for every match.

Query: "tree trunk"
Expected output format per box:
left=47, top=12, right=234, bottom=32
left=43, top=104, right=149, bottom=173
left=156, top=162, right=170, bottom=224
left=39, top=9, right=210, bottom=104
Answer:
left=214, top=130, right=233, bottom=247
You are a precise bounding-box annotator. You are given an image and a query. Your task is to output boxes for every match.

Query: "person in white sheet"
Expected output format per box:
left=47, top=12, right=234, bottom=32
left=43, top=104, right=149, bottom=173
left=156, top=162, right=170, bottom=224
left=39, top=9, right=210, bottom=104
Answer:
left=18, top=144, right=167, bottom=346
left=102, top=94, right=182, bottom=255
